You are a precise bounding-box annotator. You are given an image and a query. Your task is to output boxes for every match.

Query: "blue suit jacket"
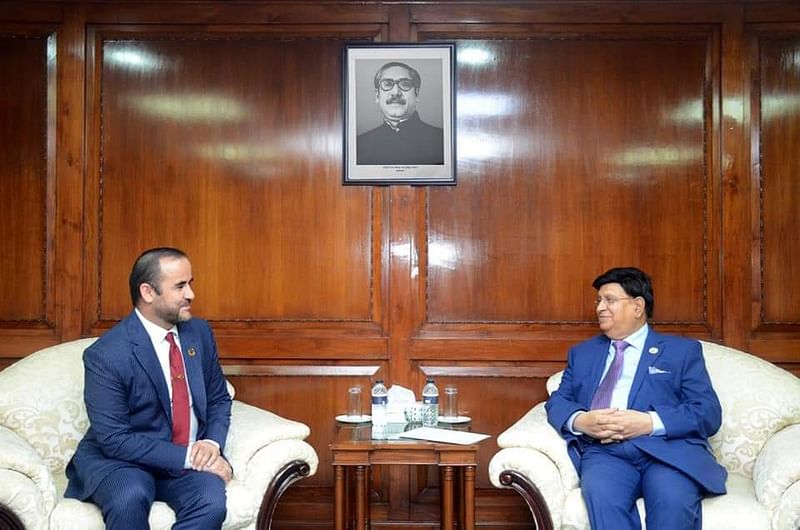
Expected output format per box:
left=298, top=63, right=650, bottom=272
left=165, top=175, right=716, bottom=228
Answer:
left=65, top=311, right=232, bottom=500
left=545, top=329, right=727, bottom=494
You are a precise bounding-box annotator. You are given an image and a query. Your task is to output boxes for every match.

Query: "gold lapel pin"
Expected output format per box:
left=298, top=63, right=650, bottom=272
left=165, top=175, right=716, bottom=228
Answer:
left=649, top=347, right=659, bottom=354
left=188, top=347, right=196, bottom=357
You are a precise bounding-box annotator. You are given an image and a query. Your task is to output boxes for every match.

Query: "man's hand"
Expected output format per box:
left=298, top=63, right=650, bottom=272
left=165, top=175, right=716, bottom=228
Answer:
left=190, top=440, right=220, bottom=471
left=573, top=408, right=625, bottom=441
left=574, top=409, right=653, bottom=443
left=599, top=410, right=653, bottom=443
left=205, top=456, right=233, bottom=483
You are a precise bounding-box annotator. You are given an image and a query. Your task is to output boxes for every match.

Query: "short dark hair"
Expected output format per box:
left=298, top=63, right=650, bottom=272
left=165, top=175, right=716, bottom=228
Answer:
left=592, top=267, right=654, bottom=318
left=129, top=247, right=188, bottom=307
left=373, top=61, right=421, bottom=92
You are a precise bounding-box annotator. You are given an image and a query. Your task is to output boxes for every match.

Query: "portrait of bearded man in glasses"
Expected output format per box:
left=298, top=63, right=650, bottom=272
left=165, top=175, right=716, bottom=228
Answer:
left=356, top=61, right=445, bottom=166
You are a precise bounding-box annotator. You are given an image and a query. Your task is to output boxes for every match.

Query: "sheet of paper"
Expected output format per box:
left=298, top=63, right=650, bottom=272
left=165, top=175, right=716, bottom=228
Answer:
left=398, top=427, right=491, bottom=445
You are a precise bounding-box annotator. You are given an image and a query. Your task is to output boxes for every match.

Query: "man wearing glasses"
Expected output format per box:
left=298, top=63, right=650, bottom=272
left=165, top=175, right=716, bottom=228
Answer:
left=546, top=267, right=726, bottom=530
left=357, top=61, right=444, bottom=165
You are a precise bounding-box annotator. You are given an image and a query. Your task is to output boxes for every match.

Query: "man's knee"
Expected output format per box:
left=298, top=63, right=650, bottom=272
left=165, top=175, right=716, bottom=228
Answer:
left=97, top=477, right=154, bottom=527
left=198, top=484, right=227, bottom=524
left=181, top=474, right=227, bottom=527
left=643, top=469, right=702, bottom=529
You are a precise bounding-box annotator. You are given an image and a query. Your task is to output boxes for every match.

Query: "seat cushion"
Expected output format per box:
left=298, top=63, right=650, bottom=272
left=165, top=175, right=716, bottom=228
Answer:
left=559, top=474, right=770, bottom=529
left=50, top=478, right=256, bottom=530
left=50, top=498, right=173, bottom=530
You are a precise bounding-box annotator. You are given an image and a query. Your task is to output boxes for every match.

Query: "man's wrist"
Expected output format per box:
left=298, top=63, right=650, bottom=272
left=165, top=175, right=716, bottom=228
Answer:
left=567, top=410, right=586, bottom=435
left=648, top=411, right=666, bottom=436
left=201, top=438, right=220, bottom=450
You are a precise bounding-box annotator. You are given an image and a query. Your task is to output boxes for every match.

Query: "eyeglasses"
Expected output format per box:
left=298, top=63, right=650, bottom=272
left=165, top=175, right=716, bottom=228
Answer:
left=378, top=78, right=416, bottom=92
left=594, top=296, right=633, bottom=307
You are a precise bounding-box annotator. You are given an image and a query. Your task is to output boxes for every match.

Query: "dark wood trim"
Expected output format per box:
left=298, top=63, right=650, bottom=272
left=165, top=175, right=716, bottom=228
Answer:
left=498, top=470, right=554, bottom=530
left=0, top=503, right=24, bottom=530
left=257, top=460, right=313, bottom=530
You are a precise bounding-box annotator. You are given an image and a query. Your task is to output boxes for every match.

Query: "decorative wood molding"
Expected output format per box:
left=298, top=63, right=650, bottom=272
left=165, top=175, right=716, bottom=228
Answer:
left=222, top=364, right=380, bottom=377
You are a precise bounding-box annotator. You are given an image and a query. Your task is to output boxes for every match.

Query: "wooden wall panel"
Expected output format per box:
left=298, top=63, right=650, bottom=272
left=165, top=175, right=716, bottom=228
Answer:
left=1, top=1, right=800, bottom=528
left=87, top=35, right=376, bottom=326
left=0, top=31, right=51, bottom=323
left=753, top=29, right=800, bottom=326
left=426, top=32, right=715, bottom=329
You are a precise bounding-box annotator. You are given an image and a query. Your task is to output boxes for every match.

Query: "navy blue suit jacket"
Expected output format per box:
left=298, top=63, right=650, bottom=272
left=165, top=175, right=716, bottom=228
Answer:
left=545, top=329, right=727, bottom=495
left=65, top=311, right=232, bottom=500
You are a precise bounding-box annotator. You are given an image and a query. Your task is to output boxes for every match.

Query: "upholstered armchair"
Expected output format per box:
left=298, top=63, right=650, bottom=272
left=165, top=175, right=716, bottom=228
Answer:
left=0, top=338, right=319, bottom=530
left=489, top=341, right=800, bottom=529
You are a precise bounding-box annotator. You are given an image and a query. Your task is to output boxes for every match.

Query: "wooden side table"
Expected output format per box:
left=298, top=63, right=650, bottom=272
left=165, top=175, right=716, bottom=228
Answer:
left=331, top=423, right=479, bottom=530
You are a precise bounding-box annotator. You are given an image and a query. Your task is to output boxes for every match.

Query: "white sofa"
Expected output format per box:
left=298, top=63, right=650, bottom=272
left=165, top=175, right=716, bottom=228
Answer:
left=489, top=341, right=800, bottom=529
left=0, top=338, right=319, bottom=530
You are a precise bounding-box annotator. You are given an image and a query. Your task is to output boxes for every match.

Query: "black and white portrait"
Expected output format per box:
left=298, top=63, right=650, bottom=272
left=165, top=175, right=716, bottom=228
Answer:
left=344, top=43, right=455, bottom=185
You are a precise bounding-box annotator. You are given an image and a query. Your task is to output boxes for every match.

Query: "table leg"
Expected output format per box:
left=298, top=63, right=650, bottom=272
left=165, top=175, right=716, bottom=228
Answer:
left=334, top=465, right=345, bottom=530
left=355, top=465, right=368, bottom=530
left=464, top=465, right=476, bottom=530
left=441, top=465, right=454, bottom=530
left=457, top=466, right=465, bottom=529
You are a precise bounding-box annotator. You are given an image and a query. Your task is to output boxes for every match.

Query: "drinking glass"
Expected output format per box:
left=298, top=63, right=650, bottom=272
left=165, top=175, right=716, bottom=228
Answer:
left=347, top=386, right=362, bottom=418
left=443, top=385, right=458, bottom=419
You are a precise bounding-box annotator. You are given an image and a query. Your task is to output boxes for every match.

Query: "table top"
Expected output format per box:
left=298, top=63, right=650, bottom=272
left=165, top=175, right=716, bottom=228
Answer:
left=331, top=422, right=480, bottom=466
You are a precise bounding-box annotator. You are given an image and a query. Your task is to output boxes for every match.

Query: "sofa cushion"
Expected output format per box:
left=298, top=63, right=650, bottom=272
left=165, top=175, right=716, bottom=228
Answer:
left=0, top=338, right=96, bottom=478
left=702, top=342, right=800, bottom=478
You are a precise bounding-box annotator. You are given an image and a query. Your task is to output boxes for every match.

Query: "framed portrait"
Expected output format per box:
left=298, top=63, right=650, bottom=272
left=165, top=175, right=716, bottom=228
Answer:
left=343, top=42, right=456, bottom=185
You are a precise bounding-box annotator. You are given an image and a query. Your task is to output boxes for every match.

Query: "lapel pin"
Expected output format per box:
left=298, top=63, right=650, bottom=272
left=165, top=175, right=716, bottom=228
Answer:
left=649, top=347, right=659, bottom=355
left=188, top=347, right=196, bottom=357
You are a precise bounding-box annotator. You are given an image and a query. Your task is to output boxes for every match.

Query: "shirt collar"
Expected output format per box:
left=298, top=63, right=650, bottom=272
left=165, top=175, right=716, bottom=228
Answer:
left=134, top=307, right=178, bottom=344
left=617, top=322, right=649, bottom=352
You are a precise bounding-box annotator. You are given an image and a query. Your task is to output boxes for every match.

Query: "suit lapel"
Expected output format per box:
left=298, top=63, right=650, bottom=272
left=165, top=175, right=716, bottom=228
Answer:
left=177, top=322, right=207, bottom=423
left=627, top=328, right=665, bottom=407
left=126, top=313, right=172, bottom=419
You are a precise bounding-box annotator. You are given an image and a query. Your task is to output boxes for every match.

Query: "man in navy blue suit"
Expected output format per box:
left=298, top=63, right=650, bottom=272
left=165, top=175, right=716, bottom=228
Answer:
left=546, top=267, right=726, bottom=529
left=65, top=247, right=232, bottom=529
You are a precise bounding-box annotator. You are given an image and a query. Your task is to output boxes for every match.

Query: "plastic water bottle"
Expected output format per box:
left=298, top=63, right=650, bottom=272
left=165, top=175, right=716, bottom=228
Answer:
left=421, top=377, right=439, bottom=427
left=371, top=379, right=388, bottom=426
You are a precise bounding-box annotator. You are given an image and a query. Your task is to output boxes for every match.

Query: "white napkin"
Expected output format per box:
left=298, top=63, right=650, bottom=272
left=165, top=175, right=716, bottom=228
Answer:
left=386, top=385, right=416, bottom=422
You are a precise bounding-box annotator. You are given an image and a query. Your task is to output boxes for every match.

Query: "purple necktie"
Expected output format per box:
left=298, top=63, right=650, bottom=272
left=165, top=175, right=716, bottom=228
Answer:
left=590, top=340, right=629, bottom=409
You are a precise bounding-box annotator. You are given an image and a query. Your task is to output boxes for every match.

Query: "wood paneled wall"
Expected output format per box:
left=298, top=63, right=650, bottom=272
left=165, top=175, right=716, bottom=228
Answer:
left=2, top=1, right=799, bottom=527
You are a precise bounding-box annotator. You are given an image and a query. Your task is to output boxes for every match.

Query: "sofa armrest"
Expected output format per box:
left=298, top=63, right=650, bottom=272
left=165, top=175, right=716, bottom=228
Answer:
left=243, top=439, right=319, bottom=495
left=0, top=426, right=57, bottom=529
left=224, top=400, right=311, bottom=474
left=489, top=447, right=565, bottom=527
left=223, top=401, right=318, bottom=528
left=496, top=402, right=579, bottom=490
left=753, top=423, right=800, bottom=515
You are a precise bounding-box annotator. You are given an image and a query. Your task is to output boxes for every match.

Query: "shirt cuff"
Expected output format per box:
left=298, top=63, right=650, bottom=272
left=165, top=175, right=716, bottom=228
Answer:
left=567, top=411, right=586, bottom=435
left=649, top=411, right=666, bottom=436
left=183, top=439, right=221, bottom=469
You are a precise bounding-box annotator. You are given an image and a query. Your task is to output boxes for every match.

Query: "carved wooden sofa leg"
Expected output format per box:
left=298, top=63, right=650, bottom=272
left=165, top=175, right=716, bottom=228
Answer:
left=256, top=459, right=313, bottom=530
left=498, top=470, right=554, bottom=530
left=0, top=504, right=24, bottom=530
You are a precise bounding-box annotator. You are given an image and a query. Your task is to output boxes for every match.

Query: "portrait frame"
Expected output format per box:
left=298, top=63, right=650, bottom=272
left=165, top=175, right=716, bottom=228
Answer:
left=343, top=42, right=456, bottom=185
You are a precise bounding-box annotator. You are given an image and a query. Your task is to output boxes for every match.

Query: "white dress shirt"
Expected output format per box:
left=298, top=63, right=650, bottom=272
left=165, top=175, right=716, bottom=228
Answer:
left=135, top=309, right=213, bottom=467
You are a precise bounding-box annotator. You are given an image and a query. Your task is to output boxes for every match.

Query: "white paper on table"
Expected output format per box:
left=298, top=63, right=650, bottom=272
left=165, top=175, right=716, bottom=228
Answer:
left=398, top=427, right=491, bottom=445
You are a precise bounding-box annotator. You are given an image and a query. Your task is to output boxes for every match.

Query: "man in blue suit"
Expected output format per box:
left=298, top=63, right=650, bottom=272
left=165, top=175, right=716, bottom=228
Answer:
left=546, top=267, right=726, bottom=530
left=65, top=247, right=232, bottom=529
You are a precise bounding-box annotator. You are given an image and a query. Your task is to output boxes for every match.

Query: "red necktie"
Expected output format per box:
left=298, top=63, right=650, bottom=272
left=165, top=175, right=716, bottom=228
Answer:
left=166, top=332, right=190, bottom=446
left=590, top=340, right=629, bottom=409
